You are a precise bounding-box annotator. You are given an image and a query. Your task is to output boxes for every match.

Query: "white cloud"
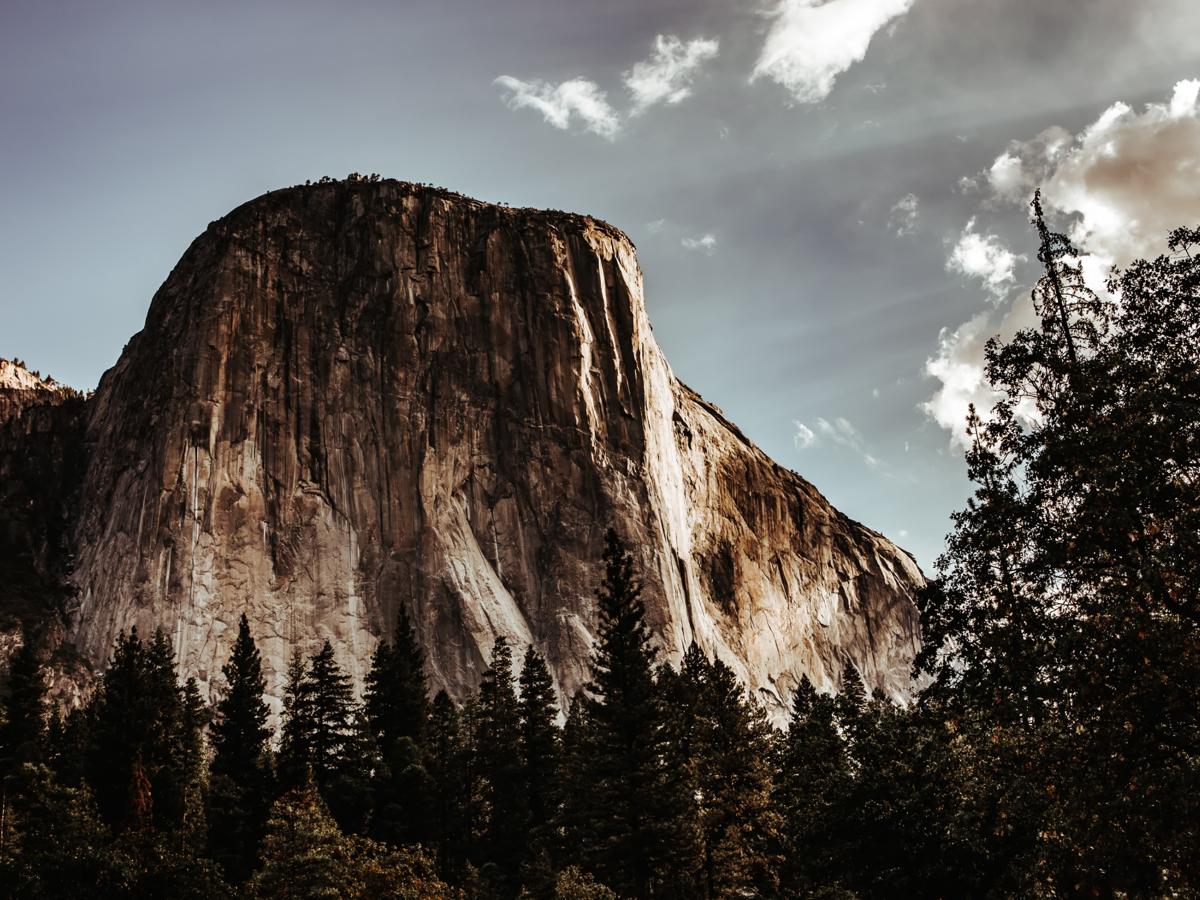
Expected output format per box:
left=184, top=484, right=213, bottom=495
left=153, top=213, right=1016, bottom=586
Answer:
left=889, top=193, right=920, bottom=236
left=494, top=76, right=621, bottom=139
left=922, top=296, right=1041, bottom=450
left=681, top=233, right=718, bottom=254
left=946, top=218, right=1024, bottom=300
left=984, top=126, right=1073, bottom=204
left=984, top=79, right=1200, bottom=268
left=793, top=421, right=816, bottom=450
left=796, top=416, right=882, bottom=467
left=625, top=34, right=719, bottom=115
left=751, top=0, right=916, bottom=104
left=928, top=79, right=1200, bottom=447
left=646, top=218, right=667, bottom=234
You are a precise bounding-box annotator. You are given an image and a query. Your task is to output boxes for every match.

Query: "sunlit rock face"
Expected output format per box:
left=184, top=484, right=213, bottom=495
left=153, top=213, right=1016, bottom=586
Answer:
left=64, top=180, right=921, bottom=716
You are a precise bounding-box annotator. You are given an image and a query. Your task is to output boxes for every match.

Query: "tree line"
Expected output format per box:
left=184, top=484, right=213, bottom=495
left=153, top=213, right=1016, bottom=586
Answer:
left=1, top=202, right=1198, bottom=898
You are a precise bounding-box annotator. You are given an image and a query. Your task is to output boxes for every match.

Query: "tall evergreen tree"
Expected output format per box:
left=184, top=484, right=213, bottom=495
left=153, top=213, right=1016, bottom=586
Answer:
left=472, top=635, right=524, bottom=893
left=208, top=614, right=274, bottom=881
left=689, top=654, right=780, bottom=899
left=365, top=608, right=434, bottom=847
left=517, top=645, right=562, bottom=897
left=773, top=675, right=850, bottom=895
left=427, top=689, right=471, bottom=884
left=365, top=606, right=430, bottom=752
left=278, top=641, right=367, bottom=832
left=571, top=528, right=688, bottom=899
left=277, top=649, right=311, bottom=789
left=0, top=631, right=47, bottom=775
left=84, top=627, right=198, bottom=832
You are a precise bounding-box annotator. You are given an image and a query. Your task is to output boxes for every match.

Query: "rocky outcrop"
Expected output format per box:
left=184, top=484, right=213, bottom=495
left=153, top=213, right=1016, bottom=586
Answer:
left=0, top=360, right=92, bottom=704
left=11, top=181, right=921, bottom=717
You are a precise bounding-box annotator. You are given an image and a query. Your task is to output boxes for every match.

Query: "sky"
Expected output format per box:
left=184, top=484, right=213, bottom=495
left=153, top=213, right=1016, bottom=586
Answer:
left=2, top=0, right=1199, bottom=571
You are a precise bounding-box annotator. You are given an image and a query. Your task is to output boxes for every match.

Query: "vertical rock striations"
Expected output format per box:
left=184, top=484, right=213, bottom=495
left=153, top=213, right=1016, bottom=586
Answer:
left=20, top=181, right=921, bottom=715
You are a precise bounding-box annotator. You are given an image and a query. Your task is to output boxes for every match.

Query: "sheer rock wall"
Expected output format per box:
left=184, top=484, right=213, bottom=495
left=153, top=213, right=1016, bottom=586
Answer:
left=19, top=182, right=920, bottom=715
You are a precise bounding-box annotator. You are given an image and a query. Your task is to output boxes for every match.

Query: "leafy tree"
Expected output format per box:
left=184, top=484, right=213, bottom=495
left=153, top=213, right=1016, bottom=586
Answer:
left=0, top=764, right=115, bottom=898
left=208, top=614, right=274, bottom=881
left=917, top=200, right=1200, bottom=893
left=249, top=779, right=449, bottom=899
left=554, top=865, right=617, bottom=900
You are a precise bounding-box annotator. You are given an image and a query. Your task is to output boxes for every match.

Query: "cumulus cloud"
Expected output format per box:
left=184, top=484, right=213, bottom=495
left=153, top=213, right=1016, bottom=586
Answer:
left=927, top=79, right=1200, bottom=447
left=946, top=218, right=1025, bottom=300
left=681, top=233, right=718, bottom=254
left=889, top=193, right=920, bottom=236
left=922, top=297, right=1040, bottom=449
left=751, top=0, right=916, bottom=104
left=494, top=76, right=621, bottom=139
left=985, top=79, right=1200, bottom=268
left=625, top=34, right=719, bottom=114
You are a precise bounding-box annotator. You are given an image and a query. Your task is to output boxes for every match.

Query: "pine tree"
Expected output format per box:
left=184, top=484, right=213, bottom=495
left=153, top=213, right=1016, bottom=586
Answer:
left=773, top=675, right=850, bottom=895
left=365, top=608, right=433, bottom=847
left=472, top=635, right=524, bottom=893
left=277, top=649, right=312, bottom=789
left=517, top=645, right=562, bottom=897
left=277, top=642, right=366, bottom=832
left=208, top=614, right=273, bottom=881
left=427, top=690, right=471, bottom=884
left=84, top=627, right=194, bottom=831
left=689, top=655, right=780, bottom=899
left=571, top=528, right=689, bottom=899
left=365, top=606, right=429, bottom=752
left=0, top=631, right=47, bottom=774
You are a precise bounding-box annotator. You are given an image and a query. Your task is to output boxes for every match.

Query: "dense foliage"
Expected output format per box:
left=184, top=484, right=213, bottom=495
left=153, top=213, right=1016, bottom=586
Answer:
left=1, top=207, right=1198, bottom=897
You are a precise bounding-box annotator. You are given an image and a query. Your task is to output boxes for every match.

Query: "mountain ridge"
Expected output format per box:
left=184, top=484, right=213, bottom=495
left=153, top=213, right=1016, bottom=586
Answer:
left=1, top=178, right=922, bottom=718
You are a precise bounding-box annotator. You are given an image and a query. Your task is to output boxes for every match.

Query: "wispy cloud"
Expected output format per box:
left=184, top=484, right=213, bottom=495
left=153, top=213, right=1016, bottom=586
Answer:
left=496, top=33, right=719, bottom=138
left=494, top=76, right=621, bottom=139
left=795, top=416, right=881, bottom=468
left=946, top=218, right=1024, bottom=300
left=625, top=35, right=720, bottom=115
left=681, top=233, right=718, bottom=254
left=752, top=0, right=917, bottom=104
left=793, top=421, right=816, bottom=450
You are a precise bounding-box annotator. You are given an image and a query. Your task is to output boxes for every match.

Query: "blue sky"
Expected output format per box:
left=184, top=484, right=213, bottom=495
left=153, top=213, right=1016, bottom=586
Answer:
left=3, top=0, right=1199, bottom=569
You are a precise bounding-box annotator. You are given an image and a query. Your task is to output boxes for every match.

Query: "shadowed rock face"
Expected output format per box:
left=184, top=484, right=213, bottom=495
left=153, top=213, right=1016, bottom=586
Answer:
left=55, top=180, right=920, bottom=716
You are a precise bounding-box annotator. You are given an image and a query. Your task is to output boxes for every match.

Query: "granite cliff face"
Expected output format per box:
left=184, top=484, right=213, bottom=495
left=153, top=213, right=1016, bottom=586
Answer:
left=9, top=181, right=922, bottom=715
